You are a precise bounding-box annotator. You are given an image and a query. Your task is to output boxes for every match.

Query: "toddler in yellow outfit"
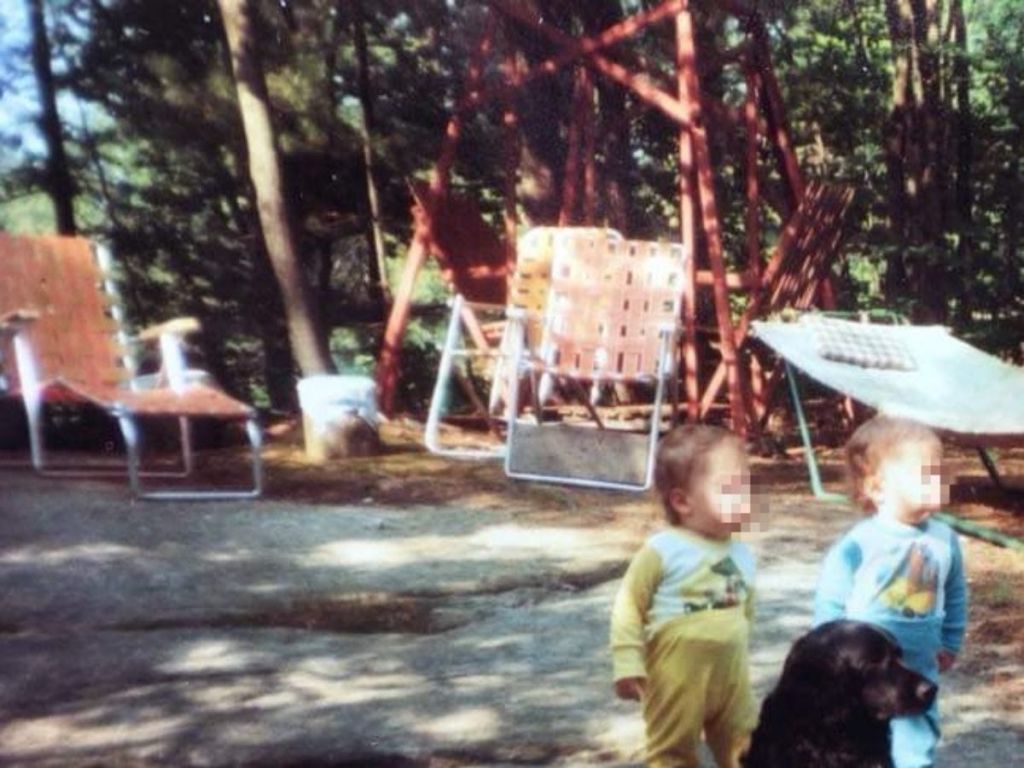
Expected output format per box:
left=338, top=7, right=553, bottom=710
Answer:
left=611, top=424, right=757, bottom=768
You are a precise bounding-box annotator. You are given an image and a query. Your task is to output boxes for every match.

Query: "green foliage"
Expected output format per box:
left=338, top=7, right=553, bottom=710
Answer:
left=0, top=192, right=56, bottom=233
left=4, top=0, right=1024, bottom=414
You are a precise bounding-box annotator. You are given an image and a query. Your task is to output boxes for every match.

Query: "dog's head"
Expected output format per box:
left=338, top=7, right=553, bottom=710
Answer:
left=780, top=620, right=936, bottom=719
left=744, top=621, right=935, bottom=767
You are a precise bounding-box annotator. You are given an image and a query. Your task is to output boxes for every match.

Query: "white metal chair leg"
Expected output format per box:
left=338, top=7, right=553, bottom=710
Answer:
left=23, top=391, right=44, bottom=471
left=118, top=412, right=263, bottom=501
left=486, top=321, right=516, bottom=417
left=179, top=416, right=195, bottom=475
left=7, top=400, right=197, bottom=479
left=503, top=312, right=527, bottom=477
left=505, top=328, right=676, bottom=492
left=424, top=294, right=506, bottom=459
left=640, top=330, right=674, bottom=490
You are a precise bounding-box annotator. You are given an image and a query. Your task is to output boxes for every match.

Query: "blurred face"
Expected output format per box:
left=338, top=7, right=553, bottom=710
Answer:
left=669, top=440, right=752, bottom=540
left=873, top=441, right=947, bottom=525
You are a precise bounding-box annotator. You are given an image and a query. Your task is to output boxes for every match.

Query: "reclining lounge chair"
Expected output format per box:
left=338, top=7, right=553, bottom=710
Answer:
left=0, top=234, right=262, bottom=500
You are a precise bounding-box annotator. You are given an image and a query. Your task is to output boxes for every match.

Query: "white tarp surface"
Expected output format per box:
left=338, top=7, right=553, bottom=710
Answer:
left=752, top=319, right=1024, bottom=440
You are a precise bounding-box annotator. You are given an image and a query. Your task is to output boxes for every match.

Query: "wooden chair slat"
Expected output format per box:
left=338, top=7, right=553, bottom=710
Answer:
left=697, top=181, right=857, bottom=416
left=410, top=181, right=508, bottom=305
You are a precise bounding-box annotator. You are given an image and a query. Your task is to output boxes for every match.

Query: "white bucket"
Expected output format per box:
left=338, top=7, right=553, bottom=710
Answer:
left=296, top=374, right=378, bottom=430
left=296, top=375, right=380, bottom=461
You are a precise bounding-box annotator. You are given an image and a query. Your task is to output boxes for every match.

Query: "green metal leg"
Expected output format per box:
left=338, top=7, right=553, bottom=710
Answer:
left=934, top=512, right=1024, bottom=552
left=781, top=363, right=1024, bottom=551
left=784, top=361, right=847, bottom=502
left=977, top=447, right=1005, bottom=492
left=974, top=447, right=1024, bottom=498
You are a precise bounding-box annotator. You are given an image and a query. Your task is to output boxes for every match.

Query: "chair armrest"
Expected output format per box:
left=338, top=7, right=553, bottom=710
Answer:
left=132, top=317, right=202, bottom=391
left=135, top=316, right=201, bottom=343
left=505, top=306, right=544, bottom=322
left=0, top=310, right=42, bottom=393
left=0, top=309, right=40, bottom=337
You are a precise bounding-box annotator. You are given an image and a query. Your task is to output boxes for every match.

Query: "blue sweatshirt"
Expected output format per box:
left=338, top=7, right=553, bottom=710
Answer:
left=814, top=515, right=968, bottom=667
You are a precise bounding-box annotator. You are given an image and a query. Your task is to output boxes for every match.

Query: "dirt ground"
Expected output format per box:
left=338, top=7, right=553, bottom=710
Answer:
left=0, top=418, right=1021, bottom=766
left=266, top=419, right=1024, bottom=749
left=267, top=419, right=1024, bottom=710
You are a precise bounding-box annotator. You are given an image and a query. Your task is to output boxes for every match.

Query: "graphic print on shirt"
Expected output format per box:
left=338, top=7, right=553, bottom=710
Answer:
left=684, top=556, right=749, bottom=613
left=876, top=542, right=939, bottom=617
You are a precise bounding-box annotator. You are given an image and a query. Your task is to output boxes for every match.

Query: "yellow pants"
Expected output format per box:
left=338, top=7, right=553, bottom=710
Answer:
left=642, top=609, right=755, bottom=768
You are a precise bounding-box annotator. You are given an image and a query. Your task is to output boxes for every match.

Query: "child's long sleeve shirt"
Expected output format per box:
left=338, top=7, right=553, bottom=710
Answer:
left=610, top=527, right=756, bottom=681
left=814, top=515, right=968, bottom=655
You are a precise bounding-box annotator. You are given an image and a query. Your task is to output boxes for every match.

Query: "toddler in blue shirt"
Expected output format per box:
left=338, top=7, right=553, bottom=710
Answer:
left=814, top=415, right=968, bottom=768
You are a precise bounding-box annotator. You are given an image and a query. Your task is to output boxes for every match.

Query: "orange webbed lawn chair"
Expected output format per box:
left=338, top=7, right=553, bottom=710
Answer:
left=504, top=230, right=687, bottom=491
left=0, top=233, right=262, bottom=500
left=424, top=223, right=622, bottom=458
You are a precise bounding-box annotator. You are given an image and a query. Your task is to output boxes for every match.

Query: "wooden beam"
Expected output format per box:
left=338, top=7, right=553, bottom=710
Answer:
left=743, top=66, right=763, bottom=286
left=495, top=0, right=693, bottom=128
left=433, top=11, right=497, bottom=194
left=497, top=0, right=686, bottom=90
left=696, top=270, right=757, bottom=289
left=698, top=184, right=854, bottom=417
left=677, top=3, right=749, bottom=436
left=743, top=10, right=804, bottom=209
left=678, top=34, right=699, bottom=422
left=452, top=0, right=686, bottom=120
left=376, top=233, right=429, bottom=414
left=377, top=14, right=497, bottom=414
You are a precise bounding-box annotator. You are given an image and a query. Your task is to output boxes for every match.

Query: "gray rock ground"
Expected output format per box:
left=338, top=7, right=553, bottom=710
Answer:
left=0, top=468, right=1020, bottom=767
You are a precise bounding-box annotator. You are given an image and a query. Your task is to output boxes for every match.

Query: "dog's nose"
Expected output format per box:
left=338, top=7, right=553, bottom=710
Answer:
left=916, top=679, right=937, bottom=705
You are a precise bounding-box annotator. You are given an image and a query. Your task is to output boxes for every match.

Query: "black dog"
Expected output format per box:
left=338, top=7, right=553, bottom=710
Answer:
left=743, top=620, right=937, bottom=768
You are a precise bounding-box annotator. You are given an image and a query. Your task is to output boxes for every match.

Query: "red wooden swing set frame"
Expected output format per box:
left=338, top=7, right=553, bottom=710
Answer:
left=375, top=0, right=850, bottom=438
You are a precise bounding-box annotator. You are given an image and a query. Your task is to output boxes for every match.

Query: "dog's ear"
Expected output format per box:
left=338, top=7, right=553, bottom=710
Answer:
left=774, top=634, right=844, bottom=707
left=782, top=623, right=845, bottom=678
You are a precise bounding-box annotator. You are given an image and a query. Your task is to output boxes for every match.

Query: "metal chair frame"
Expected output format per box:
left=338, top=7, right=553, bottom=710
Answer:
left=503, top=232, right=686, bottom=491
left=424, top=294, right=510, bottom=458
left=0, top=236, right=262, bottom=500
left=424, top=226, right=621, bottom=458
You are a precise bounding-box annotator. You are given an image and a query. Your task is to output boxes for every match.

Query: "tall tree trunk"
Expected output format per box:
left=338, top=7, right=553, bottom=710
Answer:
left=913, top=0, right=948, bottom=320
left=883, top=0, right=950, bottom=320
left=216, top=0, right=333, bottom=376
left=914, top=0, right=946, bottom=233
left=883, top=0, right=912, bottom=301
left=27, top=0, right=76, bottom=234
left=351, top=0, right=390, bottom=311
left=1002, top=78, right=1024, bottom=318
left=949, top=0, right=973, bottom=323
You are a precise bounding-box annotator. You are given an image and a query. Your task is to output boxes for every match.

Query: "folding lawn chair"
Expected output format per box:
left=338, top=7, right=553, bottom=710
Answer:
left=504, top=231, right=686, bottom=491
left=0, top=233, right=262, bottom=500
left=424, top=225, right=622, bottom=458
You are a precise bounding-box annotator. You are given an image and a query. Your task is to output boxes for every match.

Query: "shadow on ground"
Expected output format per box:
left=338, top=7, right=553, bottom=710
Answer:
left=0, top=439, right=1021, bottom=766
